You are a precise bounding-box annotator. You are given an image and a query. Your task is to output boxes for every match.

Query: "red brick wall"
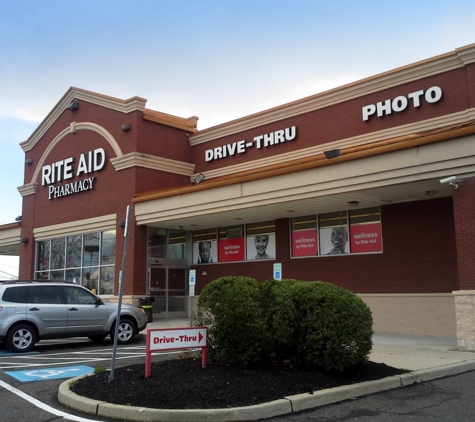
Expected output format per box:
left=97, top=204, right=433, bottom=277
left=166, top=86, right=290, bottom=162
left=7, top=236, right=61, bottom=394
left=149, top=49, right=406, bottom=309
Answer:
left=18, top=100, right=191, bottom=295
left=452, top=177, right=475, bottom=289
left=192, top=198, right=459, bottom=294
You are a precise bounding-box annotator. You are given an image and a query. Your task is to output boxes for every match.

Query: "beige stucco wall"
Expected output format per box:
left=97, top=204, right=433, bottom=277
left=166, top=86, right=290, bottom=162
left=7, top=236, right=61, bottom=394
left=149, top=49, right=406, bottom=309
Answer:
left=453, top=290, right=475, bottom=350
left=359, top=293, right=456, bottom=338
left=188, top=294, right=456, bottom=338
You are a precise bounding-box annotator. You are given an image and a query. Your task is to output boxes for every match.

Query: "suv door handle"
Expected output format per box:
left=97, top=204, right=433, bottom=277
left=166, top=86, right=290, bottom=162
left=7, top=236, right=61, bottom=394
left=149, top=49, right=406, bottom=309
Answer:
left=28, top=307, right=40, bottom=311
left=68, top=308, right=79, bottom=311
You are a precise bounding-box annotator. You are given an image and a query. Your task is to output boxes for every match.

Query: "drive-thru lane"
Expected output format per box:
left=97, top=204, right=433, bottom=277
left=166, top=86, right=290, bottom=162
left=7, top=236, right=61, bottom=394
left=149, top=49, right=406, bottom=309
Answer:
left=0, top=337, right=178, bottom=422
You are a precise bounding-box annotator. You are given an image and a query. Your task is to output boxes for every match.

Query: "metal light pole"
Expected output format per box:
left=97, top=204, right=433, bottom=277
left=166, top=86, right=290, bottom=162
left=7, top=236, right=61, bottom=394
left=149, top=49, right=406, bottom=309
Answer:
left=109, top=205, right=131, bottom=382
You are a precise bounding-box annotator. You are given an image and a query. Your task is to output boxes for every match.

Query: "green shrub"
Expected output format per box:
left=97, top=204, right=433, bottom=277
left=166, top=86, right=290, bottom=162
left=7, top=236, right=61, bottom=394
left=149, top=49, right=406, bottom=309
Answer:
left=196, top=277, right=373, bottom=371
left=259, top=278, right=299, bottom=361
left=291, top=281, right=373, bottom=371
left=195, top=276, right=266, bottom=365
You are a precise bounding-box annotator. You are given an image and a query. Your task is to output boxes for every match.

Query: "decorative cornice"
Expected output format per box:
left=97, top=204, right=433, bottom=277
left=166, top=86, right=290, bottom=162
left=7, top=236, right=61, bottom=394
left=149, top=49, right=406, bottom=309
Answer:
left=190, top=44, right=475, bottom=145
left=17, top=182, right=38, bottom=197
left=33, top=214, right=117, bottom=240
left=21, top=87, right=147, bottom=152
left=111, top=152, right=195, bottom=176
left=0, top=225, right=21, bottom=247
left=28, top=122, right=123, bottom=186
left=0, top=222, right=20, bottom=231
left=143, top=109, right=199, bottom=133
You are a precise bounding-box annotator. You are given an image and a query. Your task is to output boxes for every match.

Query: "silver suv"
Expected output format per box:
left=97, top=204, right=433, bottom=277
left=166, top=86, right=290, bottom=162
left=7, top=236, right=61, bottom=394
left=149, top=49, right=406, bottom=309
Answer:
left=0, top=280, right=147, bottom=353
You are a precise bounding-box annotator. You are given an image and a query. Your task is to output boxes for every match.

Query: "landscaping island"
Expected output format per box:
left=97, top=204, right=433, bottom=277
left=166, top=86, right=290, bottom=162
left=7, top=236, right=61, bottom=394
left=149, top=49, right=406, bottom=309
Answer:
left=71, top=357, right=406, bottom=410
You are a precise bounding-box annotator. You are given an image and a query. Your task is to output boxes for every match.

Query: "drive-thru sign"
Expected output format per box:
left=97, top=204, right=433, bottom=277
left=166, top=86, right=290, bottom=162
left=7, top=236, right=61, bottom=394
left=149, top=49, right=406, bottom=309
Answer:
left=145, top=327, right=208, bottom=377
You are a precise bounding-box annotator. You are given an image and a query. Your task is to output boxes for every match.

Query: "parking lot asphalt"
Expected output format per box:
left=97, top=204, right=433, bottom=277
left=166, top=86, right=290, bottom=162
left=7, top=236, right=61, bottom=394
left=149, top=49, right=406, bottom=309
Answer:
left=58, top=318, right=475, bottom=422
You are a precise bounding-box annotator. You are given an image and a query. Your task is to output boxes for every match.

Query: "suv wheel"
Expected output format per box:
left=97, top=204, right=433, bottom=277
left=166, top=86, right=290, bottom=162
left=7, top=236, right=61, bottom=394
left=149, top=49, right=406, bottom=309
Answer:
left=111, top=318, right=136, bottom=345
left=7, top=324, right=37, bottom=353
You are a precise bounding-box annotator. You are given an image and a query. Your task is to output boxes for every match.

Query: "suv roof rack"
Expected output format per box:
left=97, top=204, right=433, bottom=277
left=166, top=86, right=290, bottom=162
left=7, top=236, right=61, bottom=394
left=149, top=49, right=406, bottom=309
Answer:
left=0, top=279, right=76, bottom=285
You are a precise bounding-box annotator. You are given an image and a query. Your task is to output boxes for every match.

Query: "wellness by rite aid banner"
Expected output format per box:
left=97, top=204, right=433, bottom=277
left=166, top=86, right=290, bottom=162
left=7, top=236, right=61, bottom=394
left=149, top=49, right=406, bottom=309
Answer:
left=349, top=222, right=382, bottom=253
left=291, top=223, right=382, bottom=256
left=292, top=229, right=318, bottom=257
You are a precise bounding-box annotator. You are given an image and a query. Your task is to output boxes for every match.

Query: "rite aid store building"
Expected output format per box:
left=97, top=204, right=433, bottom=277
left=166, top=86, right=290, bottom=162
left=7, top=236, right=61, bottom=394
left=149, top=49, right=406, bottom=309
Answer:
left=1, top=44, right=475, bottom=348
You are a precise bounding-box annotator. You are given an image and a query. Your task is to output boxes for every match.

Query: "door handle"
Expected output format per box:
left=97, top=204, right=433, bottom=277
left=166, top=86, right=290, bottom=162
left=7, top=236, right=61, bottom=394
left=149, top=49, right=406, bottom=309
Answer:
left=28, top=308, right=40, bottom=311
left=68, top=308, right=79, bottom=311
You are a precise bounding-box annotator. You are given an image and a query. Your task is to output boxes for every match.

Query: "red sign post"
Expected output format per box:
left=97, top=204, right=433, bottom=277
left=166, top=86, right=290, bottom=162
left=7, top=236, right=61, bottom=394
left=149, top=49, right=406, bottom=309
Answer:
left=145, top=327, right=208, bottom=377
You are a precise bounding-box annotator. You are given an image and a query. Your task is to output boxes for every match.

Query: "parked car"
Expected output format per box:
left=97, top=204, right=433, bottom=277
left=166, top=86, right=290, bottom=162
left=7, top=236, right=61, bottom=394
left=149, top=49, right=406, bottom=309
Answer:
left=0, top=280, right=147, bottom=352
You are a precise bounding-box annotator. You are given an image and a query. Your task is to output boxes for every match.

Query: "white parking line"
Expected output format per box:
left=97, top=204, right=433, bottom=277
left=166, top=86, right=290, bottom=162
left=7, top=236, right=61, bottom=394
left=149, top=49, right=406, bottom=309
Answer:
left=0, top=354, right=145, bottom=369
left=0, top=378, right=105, bottom=422
left=0, top=348, right=181, bottom=369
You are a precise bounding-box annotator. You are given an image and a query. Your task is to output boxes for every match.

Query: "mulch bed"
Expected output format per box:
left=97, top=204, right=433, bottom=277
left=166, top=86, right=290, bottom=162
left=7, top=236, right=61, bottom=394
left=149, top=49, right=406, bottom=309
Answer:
left=71, top=357, right=407, bottom=410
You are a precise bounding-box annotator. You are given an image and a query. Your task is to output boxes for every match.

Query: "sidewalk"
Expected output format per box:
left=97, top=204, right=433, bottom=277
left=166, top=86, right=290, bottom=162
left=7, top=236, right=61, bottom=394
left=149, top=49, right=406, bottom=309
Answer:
left=59, top=319, right=475, bottom=422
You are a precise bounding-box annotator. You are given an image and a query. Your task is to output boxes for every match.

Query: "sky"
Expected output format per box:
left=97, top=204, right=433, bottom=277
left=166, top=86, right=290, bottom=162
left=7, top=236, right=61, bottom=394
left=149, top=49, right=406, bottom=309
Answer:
left=0, top=0, right=474, bottom=278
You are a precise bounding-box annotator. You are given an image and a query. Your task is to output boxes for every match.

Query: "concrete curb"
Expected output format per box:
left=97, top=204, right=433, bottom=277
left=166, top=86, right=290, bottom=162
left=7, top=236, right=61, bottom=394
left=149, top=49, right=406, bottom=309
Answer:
left=58, top=361, right=475, bottom=422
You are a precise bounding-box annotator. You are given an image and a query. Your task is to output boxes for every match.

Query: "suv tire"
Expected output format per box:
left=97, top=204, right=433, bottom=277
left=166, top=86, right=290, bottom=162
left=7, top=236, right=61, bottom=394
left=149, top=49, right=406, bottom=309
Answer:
left=110, top=317, right=136, bottom=345
left=7, top=324, right=37, bottom=353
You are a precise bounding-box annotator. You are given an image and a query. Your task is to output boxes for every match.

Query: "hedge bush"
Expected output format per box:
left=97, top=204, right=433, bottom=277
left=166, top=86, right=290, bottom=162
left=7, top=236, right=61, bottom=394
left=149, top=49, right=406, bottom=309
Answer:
left=291, top=281, right=373, bottom=371
left=195, top=276, right=373, bottom=371
left=258, top=278, right=299, bottom=361
left=195, top=276, right=266, bottom=365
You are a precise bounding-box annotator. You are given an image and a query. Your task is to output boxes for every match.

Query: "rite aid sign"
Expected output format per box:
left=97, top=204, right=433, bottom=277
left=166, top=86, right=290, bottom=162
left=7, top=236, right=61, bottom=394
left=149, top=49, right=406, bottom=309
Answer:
left=145, top=327, right=208, bottom=377
left=41, top=147, right=106, bottom=200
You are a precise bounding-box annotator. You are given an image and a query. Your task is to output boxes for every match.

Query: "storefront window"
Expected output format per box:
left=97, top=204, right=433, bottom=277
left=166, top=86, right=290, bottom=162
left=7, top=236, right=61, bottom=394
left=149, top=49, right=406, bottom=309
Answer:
left=319, top=212, right=349, bottom=255
left=246, top=221, right=275, bottom=261
left=168, top=230, right=187, bottom=260
left=217, top=225, right=245, bottom=262
left=101, top=230, right=116, bottom=265
left=67, top=235, right=82, bottom=268
left=51, top=270, right=65, bottom=280
left=291, top=215, right=318, bottom=257
left=50, top=238, right=65, bottom=269
left=65, top=268, right=81, bottom=284
left=147, top=228, right=187, bottom=261
left=291, top=208, right=382, bottom=257
left=35, top=230, right=115, bottom=294
left=36, top=240, right=50, bottom=271
left=83, top=233, right=100, bottom=267
left=148, top=228, right=167, bottom=258
left=349, top=207, right=383, bottom=253
left=82, top=266, right=99, bottom=293
left=100, top=266, right=115, bottom=294
left=193, top=229, right=217, bottom=264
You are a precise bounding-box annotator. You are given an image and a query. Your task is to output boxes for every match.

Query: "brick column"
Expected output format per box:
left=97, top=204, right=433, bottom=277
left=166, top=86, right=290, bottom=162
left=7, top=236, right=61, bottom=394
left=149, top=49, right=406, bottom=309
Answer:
left=452, top=177, right=475, bottom=349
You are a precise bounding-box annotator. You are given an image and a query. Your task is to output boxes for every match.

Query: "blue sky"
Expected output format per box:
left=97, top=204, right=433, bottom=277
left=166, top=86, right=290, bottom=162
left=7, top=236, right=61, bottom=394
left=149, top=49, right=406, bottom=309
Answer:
left=0, top=0, right=474, bottom=277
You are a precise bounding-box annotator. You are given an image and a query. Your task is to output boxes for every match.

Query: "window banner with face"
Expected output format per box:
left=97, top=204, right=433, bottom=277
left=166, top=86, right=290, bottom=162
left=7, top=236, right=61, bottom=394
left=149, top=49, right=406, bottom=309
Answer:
left=193, top=240, right=218, bottom=264
left=218, top=237, right=245, bottom=262
left=349, top=222, right=382, bottom=253
left=246, top=234, right=276, bottom=260
left=292, top=229, right=318, bottom=257
left=320, top=226, right=349, bottom=255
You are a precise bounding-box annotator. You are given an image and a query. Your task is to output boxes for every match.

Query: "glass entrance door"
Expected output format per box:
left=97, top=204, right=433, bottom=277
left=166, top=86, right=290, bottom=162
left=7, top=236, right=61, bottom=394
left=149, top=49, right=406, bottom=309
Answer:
left=148, top=264, right=187, bottom=318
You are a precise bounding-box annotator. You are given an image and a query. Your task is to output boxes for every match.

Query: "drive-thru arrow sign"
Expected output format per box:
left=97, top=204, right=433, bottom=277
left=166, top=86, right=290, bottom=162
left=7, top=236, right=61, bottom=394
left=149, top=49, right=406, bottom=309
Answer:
left=145, top=327, right=208, bottom=377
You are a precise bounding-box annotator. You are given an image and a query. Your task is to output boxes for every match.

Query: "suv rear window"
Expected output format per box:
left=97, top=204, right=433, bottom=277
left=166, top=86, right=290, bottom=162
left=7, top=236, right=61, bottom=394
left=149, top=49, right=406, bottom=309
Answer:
left=2, top=286, right=30, bottom=303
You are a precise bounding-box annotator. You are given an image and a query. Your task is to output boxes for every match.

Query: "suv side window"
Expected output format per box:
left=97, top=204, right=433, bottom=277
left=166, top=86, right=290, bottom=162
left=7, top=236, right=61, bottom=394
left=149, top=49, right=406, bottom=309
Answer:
left=2, top=286, right=30, bottom=303
left=30, top=286, right=64, bottom=304
left=64, top=286, right=98, bottom=305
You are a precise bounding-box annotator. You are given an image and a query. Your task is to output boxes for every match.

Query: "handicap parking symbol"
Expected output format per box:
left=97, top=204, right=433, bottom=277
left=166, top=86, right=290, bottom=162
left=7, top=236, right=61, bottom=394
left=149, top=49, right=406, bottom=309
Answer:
left=6, top=365, right=94, bottom=382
